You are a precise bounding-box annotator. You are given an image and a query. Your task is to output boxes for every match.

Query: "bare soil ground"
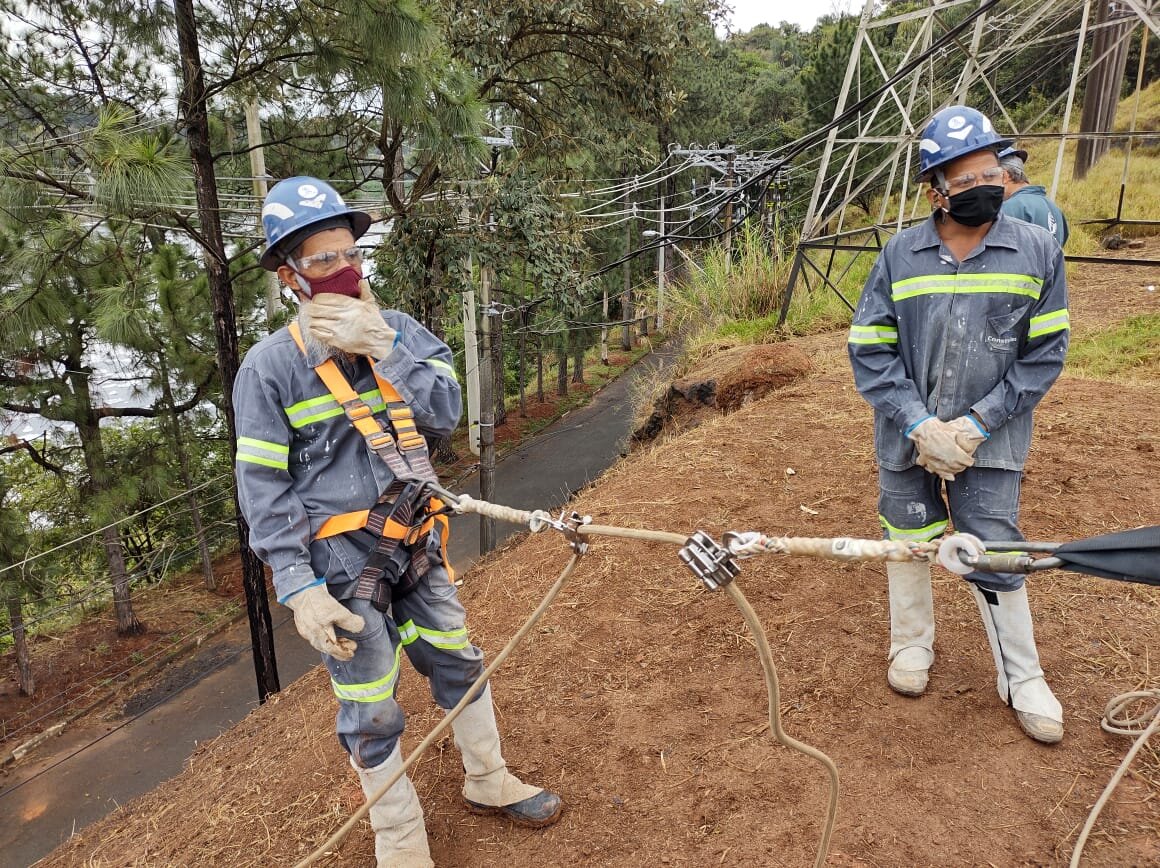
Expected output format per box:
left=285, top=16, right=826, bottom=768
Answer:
left=28, top=260, right=1160, bottom=867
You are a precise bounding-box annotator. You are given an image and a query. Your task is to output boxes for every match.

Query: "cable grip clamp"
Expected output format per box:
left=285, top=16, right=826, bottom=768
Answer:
left=549, top=509, right=591, bottom=554
left=679, top=531, right=740, bottom=591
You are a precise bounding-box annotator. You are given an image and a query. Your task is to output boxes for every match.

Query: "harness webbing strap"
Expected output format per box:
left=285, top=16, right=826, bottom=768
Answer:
left=285, top=320, right=455, bottom=585
left=287, top=322, right=437, bottom=485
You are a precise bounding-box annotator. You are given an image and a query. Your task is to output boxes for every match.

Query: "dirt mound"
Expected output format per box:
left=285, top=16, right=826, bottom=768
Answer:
left=632, top=343, right=811, bottom=444
left=39, top=332, right=1160, bottom=867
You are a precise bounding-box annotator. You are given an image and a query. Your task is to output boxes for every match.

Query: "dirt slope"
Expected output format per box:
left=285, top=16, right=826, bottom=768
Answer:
left=41, top=273, right=1160, bottom=868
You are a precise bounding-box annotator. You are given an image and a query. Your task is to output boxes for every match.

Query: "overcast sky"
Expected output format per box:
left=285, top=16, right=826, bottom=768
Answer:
left=720, top=0, right=856, bottom=33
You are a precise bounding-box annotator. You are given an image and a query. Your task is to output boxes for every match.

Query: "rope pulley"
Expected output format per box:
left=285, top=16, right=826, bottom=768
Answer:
left=678, top=530, right=740, bottom=591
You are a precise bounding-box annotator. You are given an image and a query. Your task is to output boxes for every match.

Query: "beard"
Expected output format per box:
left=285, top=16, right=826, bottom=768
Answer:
left=296, top=280, right=376, bottom=361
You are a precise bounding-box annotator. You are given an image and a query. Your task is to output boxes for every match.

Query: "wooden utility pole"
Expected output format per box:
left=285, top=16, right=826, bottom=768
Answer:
left=244, top=100, right=280, bottom=328
left=621, top=189, right=634, bottom=352
left=174, top=0, right=279, bottom=701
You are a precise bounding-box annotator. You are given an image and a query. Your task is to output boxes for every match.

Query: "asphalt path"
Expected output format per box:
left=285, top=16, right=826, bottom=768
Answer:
left=0, top=345, right=676, bottom=868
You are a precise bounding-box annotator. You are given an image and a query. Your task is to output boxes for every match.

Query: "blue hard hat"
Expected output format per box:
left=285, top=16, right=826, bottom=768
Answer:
left=916, top=106, right=1012, bottom=182
left=260, top=176, right=372, bottom=271
left=998, top=145, right=1029, bottom=163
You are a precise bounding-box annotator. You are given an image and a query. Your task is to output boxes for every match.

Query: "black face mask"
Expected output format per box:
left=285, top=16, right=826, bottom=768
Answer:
left=945, top=184, right=1004, bottom=227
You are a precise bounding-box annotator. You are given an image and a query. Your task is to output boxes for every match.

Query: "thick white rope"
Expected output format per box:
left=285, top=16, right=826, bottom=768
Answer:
left=1070, top=688, right=1160, bottom=867
left=451, top=493, right=554, bottom=532
left=725, top=531, right=937, bottom=563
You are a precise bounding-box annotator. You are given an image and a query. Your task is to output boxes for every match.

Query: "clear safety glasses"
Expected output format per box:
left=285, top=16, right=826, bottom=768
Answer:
left=293, top=246, right=364, bottom=277
left=942, top=166, right=1006, bottom=194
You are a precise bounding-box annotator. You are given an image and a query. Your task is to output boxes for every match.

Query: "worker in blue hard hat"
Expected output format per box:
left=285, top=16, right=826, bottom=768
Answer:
left=237, top=176, right=562, bottom=867
left=997, top=147, right=1069, bottom=246
left=848, top=107, right=1071, bottom=744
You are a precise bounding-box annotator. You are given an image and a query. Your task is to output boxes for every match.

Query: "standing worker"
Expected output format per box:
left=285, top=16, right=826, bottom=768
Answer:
left=847, top=108, right=1071, bottom=744
left=235, top=176, right=561, bottom=868
left=999, top=146, right=1069, bottom=246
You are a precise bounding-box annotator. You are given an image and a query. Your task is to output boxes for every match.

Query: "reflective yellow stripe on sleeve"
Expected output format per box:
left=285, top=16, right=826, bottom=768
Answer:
left=423, top=357, right=458, bottom=382
left=1028, top=308, right=1069, bottom=339
left=849, top=324, right=899, bottom=345
left=236, top=437, right=289, bottom=470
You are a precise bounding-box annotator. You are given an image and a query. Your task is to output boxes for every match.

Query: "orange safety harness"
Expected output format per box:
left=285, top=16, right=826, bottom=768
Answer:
left=288, top=322, right=454, bottom=607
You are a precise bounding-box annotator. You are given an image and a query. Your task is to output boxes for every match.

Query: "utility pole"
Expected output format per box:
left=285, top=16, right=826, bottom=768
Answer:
left=244, top=100, right=280, bottom=328
left=462, top=247, right=481, bottom=457
left=478, top=262, right=496, bottom=554
left=656, top=190, right=666, bottom=331
left=621, top=186, right=635, bottom=352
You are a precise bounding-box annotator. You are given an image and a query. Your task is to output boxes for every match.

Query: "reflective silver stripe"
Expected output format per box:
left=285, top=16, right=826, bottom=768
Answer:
left=1028, top=308, right=1069, bottom=338
left=849, top=324, right=899, bottom=345
left=236, top=437, right=289, bottom=470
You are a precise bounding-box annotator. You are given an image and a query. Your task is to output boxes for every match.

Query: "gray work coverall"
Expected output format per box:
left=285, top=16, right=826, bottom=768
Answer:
left=233, top=308, right=483, bottom=768
left=847, top=213, right=1070, bottom=591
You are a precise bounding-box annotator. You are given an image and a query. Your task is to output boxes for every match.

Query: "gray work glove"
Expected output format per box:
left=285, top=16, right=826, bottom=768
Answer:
left=908, top=416, right=975, bottom=482
left=305, top=290, right=397, bottom=359
left=284, top=584, right=365, bottom=661
left=947, top=414, right=989, bottom=459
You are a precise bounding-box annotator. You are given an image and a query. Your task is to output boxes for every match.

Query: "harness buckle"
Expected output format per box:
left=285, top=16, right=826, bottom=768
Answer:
left=678, top=531, right=740, bottom=591
left=343, top=400, right=373, bottom=421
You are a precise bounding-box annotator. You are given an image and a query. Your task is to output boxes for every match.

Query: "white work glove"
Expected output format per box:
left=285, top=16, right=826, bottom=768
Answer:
left=305, top=289, right=397, bottom=359
left=908, top=416, right=975, bottom=482
left=947, top=414, right=989, bottom=459
left=284, top=585, right=366, bottom=661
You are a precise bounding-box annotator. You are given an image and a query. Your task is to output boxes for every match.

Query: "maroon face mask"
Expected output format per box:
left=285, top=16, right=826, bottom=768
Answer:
left=306, top=266, right=362, bottom=298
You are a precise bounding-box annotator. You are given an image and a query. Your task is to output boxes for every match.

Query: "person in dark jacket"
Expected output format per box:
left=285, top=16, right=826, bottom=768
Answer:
left=999, top=147, right=1069, bottom=246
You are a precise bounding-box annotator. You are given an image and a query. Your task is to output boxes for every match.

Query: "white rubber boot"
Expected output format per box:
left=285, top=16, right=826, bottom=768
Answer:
left=970, top=583, right=1064, bottom=744
left=353, top=744, right=434, bottom=868
left=886, top=561, right=935, bottom=696
left=451, top=683, right=562, bottom=827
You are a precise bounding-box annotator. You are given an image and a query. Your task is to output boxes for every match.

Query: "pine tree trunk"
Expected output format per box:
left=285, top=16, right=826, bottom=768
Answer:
left=103, top=524, right=144, bottom=635
left=176, top=0, right=279, bottom=698
left=75, top=396, right=143, bottom=637
left=6, top=593, right=33, bottom=697
left=571, top=339, right=584, bottom=384
left=556, top=348, right=568, bottom=397
left=159, top=357, right=215, bottom=590
left=517, top=310, right=527, bottom=414
left=536, top=342, right=544, bottom=403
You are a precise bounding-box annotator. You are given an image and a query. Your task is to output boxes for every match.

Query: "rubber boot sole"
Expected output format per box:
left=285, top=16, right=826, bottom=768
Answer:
left=465, top=794, right=563, bottom=828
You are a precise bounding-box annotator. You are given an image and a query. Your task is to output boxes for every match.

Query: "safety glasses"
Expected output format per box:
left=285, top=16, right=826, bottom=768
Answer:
left=294, top=246, right=364, bottom=277
left=942, top=166, right=1005, bottom=194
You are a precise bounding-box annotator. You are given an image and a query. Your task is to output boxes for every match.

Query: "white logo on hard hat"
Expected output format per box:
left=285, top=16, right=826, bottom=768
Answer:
left=262, top=202, right=294, bottom=220
left=299, top=195, right=326, bottom=208
left=920, top=138, right=941, bottom=154
left=298, top=184, right=319, bottom=198
left=982, top=118, right=994, bottom=133
left=946, top=125, right=974, bottom=141
left=947, top=115, right=966, bottom=130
